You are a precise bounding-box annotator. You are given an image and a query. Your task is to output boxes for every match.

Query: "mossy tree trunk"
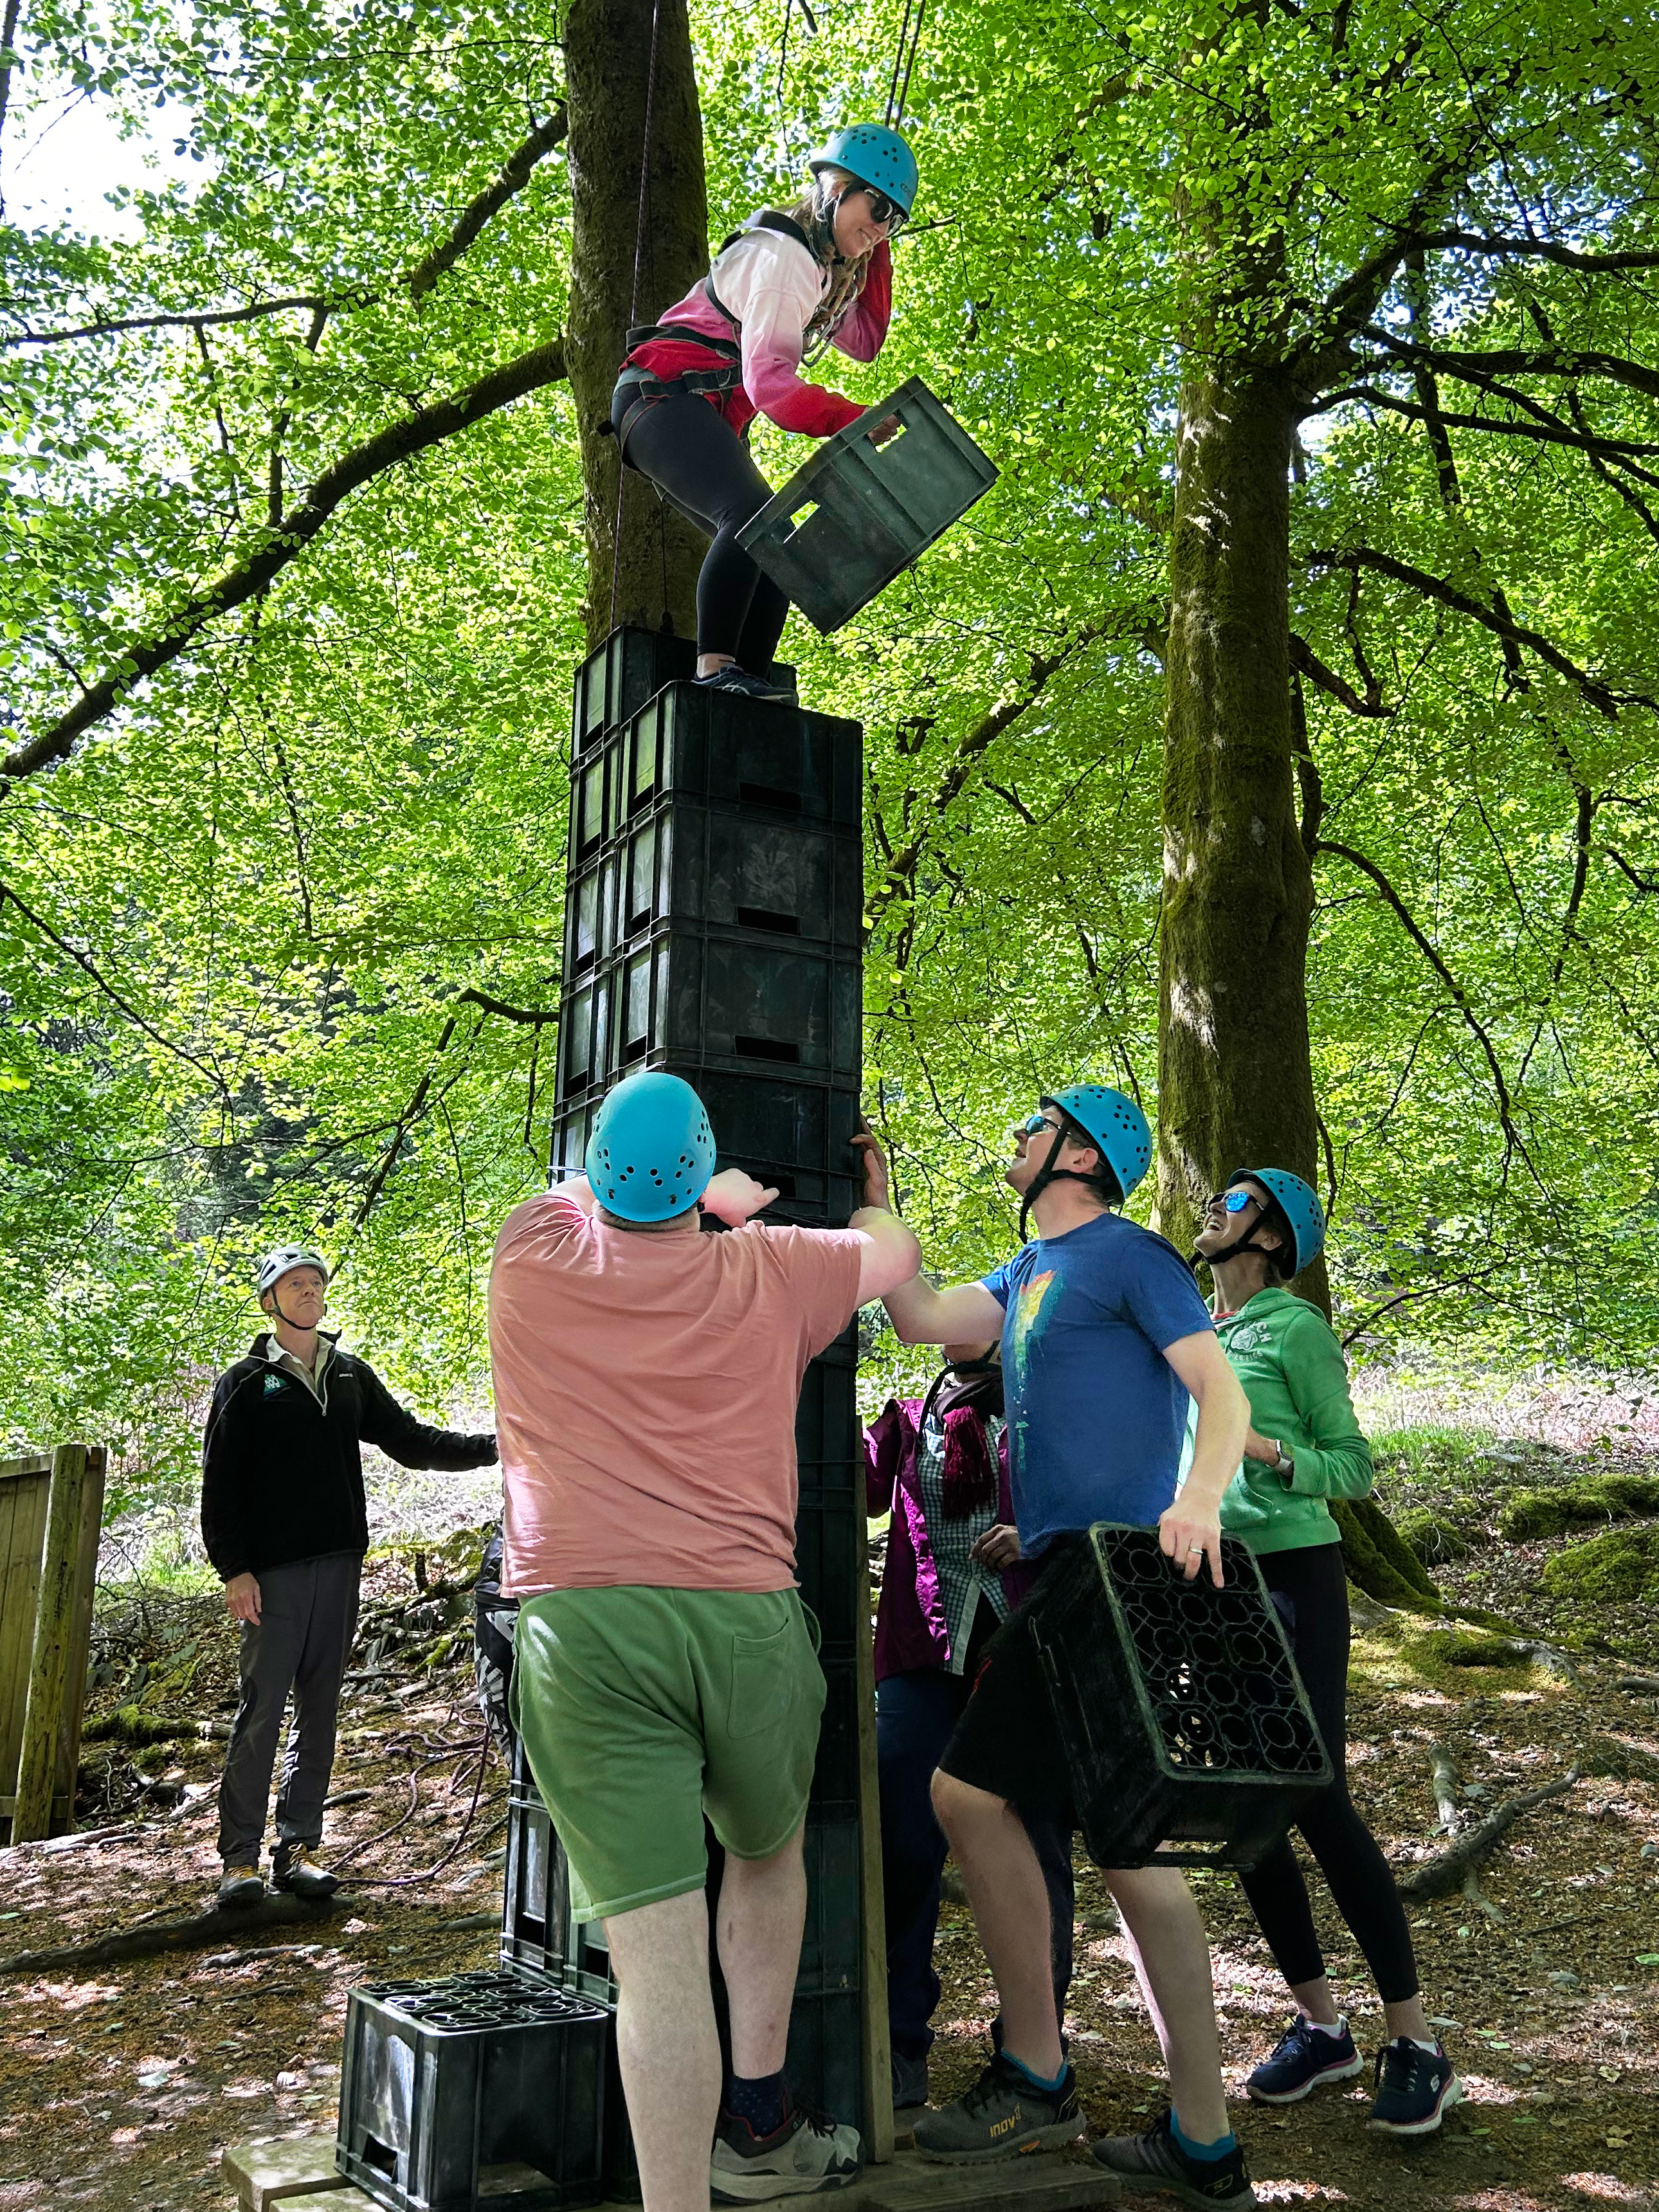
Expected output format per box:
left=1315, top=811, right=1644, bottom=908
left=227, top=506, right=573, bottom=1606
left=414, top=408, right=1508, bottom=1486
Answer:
left=564, top=0, right=709, bottom=649
left=1156, top=356, right=1328, bottom=1307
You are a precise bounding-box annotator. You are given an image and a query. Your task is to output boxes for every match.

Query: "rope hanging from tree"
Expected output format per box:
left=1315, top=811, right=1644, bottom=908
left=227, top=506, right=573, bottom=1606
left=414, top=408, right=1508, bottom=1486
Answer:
left=610, top=0, right=665, bottom=631
left=885, top=0, right=927, bottom=131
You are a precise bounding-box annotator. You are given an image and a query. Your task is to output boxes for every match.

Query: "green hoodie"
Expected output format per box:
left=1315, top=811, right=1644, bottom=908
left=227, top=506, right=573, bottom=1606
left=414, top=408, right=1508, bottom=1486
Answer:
left=1213, top=1287, right=1374, bottom=1554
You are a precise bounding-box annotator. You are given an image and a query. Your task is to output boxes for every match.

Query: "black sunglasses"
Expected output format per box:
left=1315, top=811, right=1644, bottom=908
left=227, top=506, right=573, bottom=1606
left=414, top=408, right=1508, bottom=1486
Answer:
left=1020, top=1111, right=1065, bottom=1136
left=862, top=188, right=907, bottom=231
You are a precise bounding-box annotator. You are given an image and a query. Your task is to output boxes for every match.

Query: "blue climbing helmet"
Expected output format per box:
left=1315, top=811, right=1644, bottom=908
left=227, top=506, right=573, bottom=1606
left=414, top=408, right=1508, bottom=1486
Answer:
left=1048, top=1085, right=1153, bottom=1200
left=585, top=1072, right=717, bottom=1224
left=809, top=125, right=920, bottom=219
left=1223, top=1166, right=1325, bottom=1276
left=1019, top=1083, right=1152, bottom=1240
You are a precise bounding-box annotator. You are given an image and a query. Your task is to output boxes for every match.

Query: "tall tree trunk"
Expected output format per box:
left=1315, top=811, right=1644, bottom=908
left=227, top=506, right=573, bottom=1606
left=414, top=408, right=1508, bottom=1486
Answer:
left=1156, top=358, right=1328, bottom=1310
left=564, top=0, right=709, bottom=649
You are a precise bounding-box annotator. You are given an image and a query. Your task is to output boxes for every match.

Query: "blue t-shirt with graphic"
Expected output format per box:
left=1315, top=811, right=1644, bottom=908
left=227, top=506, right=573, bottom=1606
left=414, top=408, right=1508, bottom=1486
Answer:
left=981, top=1211, right=1213, bottom=1560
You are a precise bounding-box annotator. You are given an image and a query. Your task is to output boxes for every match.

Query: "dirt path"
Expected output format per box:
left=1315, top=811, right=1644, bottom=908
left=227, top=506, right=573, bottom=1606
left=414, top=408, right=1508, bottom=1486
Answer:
left=1, top=1519, right=1654, bottom=2212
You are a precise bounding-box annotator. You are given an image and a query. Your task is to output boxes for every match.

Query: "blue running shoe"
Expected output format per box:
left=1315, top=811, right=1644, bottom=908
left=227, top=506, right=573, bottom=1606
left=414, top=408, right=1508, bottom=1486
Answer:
left=1246, top=2016, right=1364, bottom=2104
left=1366, top=2038, right=1462, bottom=2135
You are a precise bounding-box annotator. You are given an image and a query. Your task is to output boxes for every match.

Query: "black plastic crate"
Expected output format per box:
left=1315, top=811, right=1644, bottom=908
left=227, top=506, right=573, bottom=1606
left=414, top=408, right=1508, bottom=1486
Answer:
left=550, top=1071, right=862, bottom=1229
left=736, top=379, right=998, bottom=635
left=565, top=799, right=862, bottom=979
left=569, top=686, right=860, bottom=864
left=500, top=1746, right=568, bottom=1984
left=557, top=925, right=860, bottom=1096
left=571, top=626, right=695, bottom=754
left=1029, top=1523, right=1332, bottom=1871
left=336, top=1970, right=608, bottom=2212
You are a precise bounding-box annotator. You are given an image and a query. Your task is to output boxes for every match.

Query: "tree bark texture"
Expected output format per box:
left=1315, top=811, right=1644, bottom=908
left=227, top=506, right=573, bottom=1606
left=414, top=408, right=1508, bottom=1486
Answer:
left=1156, top=359, right=1327, bottom=1307
left=564, top=0, right=709, bottom=650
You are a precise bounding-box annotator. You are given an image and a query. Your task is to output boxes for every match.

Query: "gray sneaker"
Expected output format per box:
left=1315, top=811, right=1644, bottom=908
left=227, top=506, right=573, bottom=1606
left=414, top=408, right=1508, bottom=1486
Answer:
left=1089, top=2110, right=1257, bottom=2209
left=913, top=2054, right=1083, bottom=2164
left=711, top=2099, right=861, bottom=2200
left=217, top=1862, right=264, bottom=1907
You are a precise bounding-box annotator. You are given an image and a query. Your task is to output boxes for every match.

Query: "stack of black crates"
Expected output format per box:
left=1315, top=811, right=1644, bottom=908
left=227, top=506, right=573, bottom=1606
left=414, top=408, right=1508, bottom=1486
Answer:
left=500, top=626, right=871, bottom=2198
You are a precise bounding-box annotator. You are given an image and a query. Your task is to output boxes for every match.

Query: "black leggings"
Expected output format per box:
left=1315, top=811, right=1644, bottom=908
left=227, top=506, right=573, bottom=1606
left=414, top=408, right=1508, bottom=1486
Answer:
left=613, top=386, right=790, bottom=670
left=1237, top=1541, right=1420, bottom=2005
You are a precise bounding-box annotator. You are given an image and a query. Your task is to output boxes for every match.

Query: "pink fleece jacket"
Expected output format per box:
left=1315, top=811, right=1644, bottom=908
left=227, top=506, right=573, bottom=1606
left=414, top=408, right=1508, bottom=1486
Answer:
left=629, top=230, right=892, bottom=439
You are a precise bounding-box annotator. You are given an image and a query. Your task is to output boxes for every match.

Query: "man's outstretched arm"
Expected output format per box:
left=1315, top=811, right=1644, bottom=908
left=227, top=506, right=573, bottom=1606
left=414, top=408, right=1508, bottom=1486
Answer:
left=851, top=1127, right=1002, bottom=1337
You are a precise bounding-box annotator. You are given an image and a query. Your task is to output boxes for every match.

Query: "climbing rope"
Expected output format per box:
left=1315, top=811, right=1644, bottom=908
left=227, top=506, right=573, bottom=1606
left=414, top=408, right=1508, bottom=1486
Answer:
left=885, top=0, right=927, bottom=131
left=610, top=0, right=666, bottom=633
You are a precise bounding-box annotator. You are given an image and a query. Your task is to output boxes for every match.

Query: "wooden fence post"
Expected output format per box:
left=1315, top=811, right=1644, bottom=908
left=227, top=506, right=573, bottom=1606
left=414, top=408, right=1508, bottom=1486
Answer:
left=12, top=1442, right=90, bottom=1844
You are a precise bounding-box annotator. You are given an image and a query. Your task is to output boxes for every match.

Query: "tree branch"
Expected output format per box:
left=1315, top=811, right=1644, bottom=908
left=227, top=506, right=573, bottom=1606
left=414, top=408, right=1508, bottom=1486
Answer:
left=3, top=335, right=568, bottom=782
left=1392, top=230, right=1659, bottom=275
left=5, top=106, right=568, bottom=347
left=1606, top=846, right=1659, bottom=894
left=1323, top=382, right=1659, bottom=463
left=406, top=107, right=569, bottom=300
left=1305, top=547, right=1651, bottom=718
left=1288, top=631, right=1392, bottom=716
left=456, top=988, right=560, bottom=1024
left=1316, top=837, right=1536, bottom=1174
left=0, top=878, right=230, bottom=1098
left=1357, top=327, right=1659, bottom=403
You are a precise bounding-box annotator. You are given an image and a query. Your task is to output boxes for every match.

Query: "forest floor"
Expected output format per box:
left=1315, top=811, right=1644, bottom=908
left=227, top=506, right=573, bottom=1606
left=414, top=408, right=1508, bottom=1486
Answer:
left=0, top=1411, right=1654, bottom=2212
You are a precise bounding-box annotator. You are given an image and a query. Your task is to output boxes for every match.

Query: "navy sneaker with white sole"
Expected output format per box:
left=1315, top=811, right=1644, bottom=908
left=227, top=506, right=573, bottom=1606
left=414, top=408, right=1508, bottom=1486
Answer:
left=1246, top=2015, right=1364, bottom=2103
left=1366, top=2038, right=1462, bottom=2134
left=694, top=664, right=798, bottom=705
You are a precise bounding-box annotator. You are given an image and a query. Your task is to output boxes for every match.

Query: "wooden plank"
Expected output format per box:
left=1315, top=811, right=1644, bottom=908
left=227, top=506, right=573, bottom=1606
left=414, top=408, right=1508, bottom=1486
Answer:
left=53, top=1446, right=106, bottom=1832
left=0, top=1468, right=49, bottom=1819
left=0, top=1455, right=53, bottom=1483
left=857, top=1533, right=894, bottom=2164
left=12, top=1443, right=90, bottom=1841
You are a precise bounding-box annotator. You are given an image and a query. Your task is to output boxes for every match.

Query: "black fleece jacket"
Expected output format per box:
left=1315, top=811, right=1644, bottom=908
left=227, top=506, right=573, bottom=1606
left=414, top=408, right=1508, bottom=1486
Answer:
left=201, top=1337, right=498, bottom=1580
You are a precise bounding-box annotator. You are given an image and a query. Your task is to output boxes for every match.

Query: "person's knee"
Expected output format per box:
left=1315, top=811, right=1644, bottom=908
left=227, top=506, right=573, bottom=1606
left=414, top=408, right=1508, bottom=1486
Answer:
left=930, top=1767, right=1004, bottom=1843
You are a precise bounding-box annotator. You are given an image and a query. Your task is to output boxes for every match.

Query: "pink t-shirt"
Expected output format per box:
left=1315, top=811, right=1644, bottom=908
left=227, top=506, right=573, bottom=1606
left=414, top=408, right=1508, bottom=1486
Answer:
left=490, top=1193, right=866, bottom=1595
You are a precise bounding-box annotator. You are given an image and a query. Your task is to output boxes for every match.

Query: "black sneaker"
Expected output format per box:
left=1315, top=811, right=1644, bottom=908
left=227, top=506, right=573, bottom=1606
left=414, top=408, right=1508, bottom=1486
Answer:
left=1089, top=2110, right=1256, bottom=2208
left=1246, top=2015, right=1364, bottom=2103
left=912, top=2053, right=1083, bottom=2164
left=1366, top=2038, right=1462, bottom=2135
left=891, top=2047, right=929, bottom=2113
left=711, top=2098, right=861, bottom=2200
left=694, top=664, right=797, bottom=704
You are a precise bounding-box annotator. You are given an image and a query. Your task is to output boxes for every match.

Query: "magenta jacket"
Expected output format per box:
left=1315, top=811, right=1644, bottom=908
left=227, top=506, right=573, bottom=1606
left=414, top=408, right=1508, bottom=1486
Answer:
left=864, top=1397, right=1025, bottom=1684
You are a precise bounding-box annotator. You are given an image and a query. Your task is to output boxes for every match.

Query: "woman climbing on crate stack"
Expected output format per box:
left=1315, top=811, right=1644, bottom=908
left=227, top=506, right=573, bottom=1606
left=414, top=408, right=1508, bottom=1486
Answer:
left=1195, top=1170, right=1465, bottom=2137
left=610, top=125, right=914, bottom=703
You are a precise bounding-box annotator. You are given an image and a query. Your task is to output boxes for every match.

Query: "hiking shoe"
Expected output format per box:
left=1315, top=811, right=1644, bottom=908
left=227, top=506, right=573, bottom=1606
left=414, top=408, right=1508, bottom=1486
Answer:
left=912, top=2053, right=1082, bottom=2164
left=694, top=664, right=797, bottom=704
left=1246, top=2015, right=1364, bottom=2103
left=1366, top=2038, right=1462, bottom=2135
left=891, top=2047, right=930, bottom=2114
left=216, top=1862, right=264, bottom=1907
left=1089, top=2110, right=1256, bottom=2207
left=711, top=2098, right=860, bottom=2200
left=272, top=1847, right=340, bottom=1898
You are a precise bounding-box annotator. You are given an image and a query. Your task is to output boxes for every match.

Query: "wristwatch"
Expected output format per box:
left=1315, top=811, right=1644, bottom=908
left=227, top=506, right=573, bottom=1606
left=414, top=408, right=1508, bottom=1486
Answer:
left=1269, top=1440, right=1296, bottom=1484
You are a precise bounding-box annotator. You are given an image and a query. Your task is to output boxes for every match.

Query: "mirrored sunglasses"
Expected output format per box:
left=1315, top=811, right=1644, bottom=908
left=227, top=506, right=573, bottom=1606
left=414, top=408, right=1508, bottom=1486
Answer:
left=1207, top=1188, right=1257, bottom=1215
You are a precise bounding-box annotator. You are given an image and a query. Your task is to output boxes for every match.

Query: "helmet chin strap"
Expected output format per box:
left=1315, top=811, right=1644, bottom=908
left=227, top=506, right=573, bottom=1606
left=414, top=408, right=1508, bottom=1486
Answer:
left=1195, top=1229, right=1278, bottom=1273
left=1018, top=1123, right=1100, bottom=1244
left=267, top=1283, right=338, bottom=1339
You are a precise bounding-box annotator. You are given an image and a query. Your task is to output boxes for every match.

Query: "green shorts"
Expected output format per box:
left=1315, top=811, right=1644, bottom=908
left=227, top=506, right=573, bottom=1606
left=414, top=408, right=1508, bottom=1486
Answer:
left=512, top=1584, right=826, bottom=1922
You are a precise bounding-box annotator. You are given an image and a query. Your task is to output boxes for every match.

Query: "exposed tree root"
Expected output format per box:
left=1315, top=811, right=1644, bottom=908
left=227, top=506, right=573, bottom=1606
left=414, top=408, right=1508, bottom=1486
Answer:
left=1398, top=1768, right=1580, bottom=1900
left=0, top=1891, right=342, bottom=1976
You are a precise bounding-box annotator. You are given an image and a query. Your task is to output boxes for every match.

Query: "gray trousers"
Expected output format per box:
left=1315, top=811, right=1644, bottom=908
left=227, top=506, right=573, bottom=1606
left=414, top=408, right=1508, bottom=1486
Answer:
left=217, top=1551, right=362, bottom=1866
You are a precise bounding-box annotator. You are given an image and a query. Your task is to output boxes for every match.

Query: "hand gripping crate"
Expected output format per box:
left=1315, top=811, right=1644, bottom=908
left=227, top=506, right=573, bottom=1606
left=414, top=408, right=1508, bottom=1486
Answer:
left=336, top=1970, right=608, bottom=2212
left=736, top=377, right=998, bottom=634
left=1028, top=1523, right=1332, bottom=1871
